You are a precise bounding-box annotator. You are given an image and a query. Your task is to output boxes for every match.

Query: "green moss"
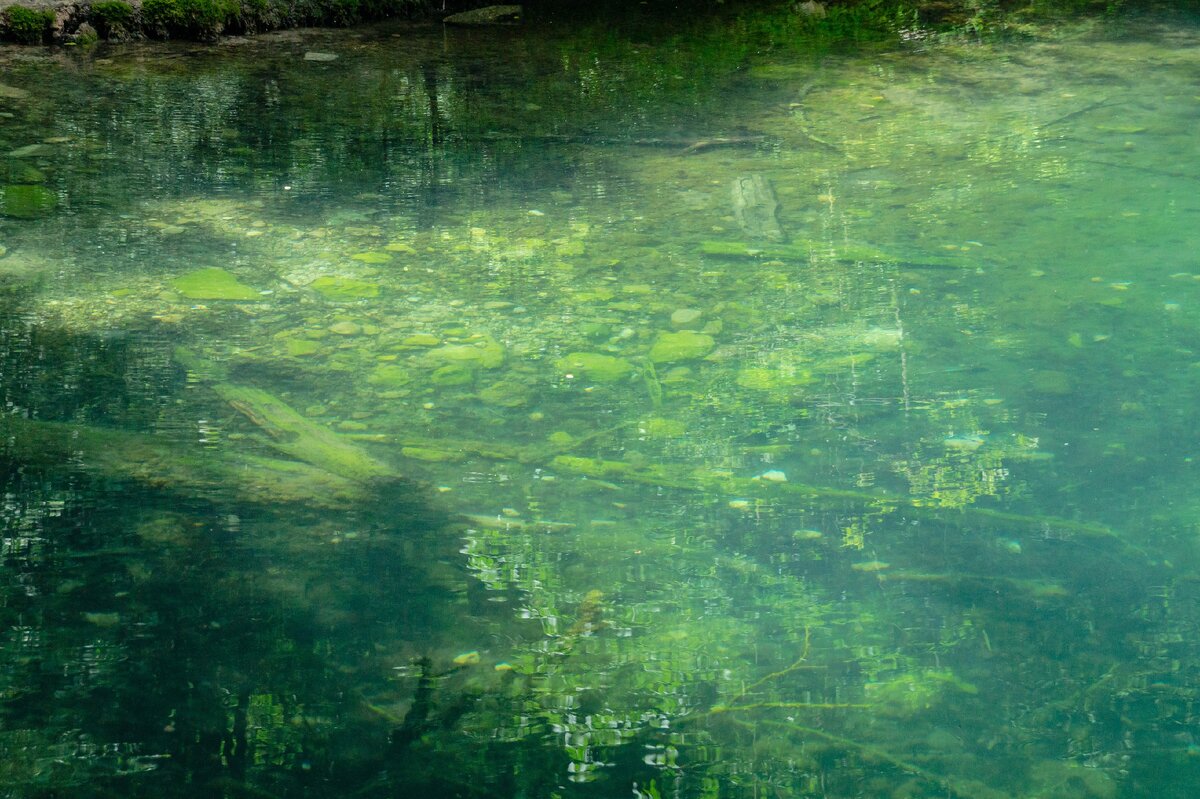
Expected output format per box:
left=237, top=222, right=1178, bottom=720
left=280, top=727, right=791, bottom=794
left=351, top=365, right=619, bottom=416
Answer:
left=310, top=276, right=380, bottom=301
left=172, top=267, right=262, bottom=300
left=142, top=0, right=239, bottom=37
left=5, top=164, right=46, bottom=185
left=366, top=364, right=411, bottom=388
left=426, top=337, right=505, bottom=370
left=1, top=184, right=57, bottom=219
left=350, top=250, right=392, bottom=263
left=647, top=330, right=715, bottom=364
left=284, top=338, right=320, bottom=357
left=400, top=446, right=462, bottom=462
left=554, top=352, right=635, bottom=383
left=478, top=380, right=531, bottom=408
left=89, top=0, right=134, bottom=37
left=3, top=6, right=54, bottom=45
left=429, top=363, right=475, bottom=386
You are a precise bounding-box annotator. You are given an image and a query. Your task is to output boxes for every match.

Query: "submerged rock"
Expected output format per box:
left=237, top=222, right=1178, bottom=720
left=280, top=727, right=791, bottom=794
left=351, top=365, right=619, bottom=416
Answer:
left=6, top=144, right=53, bottom=159
left=670, top=308, right=703, bottom=329
left=310, top=276, right=380, bottom=300
left=555, top=352, right=635, bottom=383
left=430, top=363, right=475, bottom=386
left=479, top=379, right=531, bottom=407
left=1, top=184, right=57, bottom=219
left=648, top=331, right=715, bottom=364
left=368, top=364, right=411, bottom=388
left=0, top=252, right=50, bottom=293
left=172, top=267, right=262, bottom=300
left=427, top=336, right=506, bottom=369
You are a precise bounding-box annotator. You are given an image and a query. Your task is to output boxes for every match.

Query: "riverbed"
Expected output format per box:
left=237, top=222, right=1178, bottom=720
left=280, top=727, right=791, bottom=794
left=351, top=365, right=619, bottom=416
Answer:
left=2, top=9, right=1200, bottom=797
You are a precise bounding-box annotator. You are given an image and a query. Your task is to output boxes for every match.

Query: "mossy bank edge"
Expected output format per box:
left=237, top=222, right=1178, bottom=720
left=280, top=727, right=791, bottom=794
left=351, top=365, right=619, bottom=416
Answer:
left=0, top=0, right=427, bottom=44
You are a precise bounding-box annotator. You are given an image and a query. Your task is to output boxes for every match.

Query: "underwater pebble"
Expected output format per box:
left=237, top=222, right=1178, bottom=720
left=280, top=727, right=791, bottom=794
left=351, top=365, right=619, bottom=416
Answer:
left=670, top=308, right=703, bottom=329
left=758, top=470, right=787, bottom=483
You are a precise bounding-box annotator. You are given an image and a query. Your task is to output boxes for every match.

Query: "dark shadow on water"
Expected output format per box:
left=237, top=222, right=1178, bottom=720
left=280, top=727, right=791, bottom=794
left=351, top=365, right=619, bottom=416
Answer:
left=0, top=295, right=572, bottom=798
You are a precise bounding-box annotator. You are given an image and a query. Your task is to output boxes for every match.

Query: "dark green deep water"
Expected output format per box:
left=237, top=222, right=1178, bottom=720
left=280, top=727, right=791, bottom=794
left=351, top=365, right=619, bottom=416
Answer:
left=3, top=9, right=1200, bottom=798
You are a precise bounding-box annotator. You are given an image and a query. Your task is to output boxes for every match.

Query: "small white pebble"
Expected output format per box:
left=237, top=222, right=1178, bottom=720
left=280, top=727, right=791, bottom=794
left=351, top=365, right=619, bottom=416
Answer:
left=759, top=470, right=788, bottom=483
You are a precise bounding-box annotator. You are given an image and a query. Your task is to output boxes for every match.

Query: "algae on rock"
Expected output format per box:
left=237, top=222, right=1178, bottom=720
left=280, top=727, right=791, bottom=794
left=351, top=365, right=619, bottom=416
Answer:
left=1, top=184, right=57, bottom=219
left=648, top=330, right=715, bottom=364
left=172, top=267, right=262, bottom=300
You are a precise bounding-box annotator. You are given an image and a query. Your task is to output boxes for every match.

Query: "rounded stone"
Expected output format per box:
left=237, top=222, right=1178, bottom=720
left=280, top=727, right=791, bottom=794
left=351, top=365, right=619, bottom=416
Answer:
left=648, top=331, right=715, bottom=364
left=670, top=308, right=703, bottom=329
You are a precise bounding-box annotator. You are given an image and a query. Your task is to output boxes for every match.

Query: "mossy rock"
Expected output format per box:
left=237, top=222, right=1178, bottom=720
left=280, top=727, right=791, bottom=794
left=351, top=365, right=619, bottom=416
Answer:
left=401, top=446, right=462, bottom=462
left=350, top=251, right=392, bottom=264
left=430, top=363, right=475, bottom=386
left=172, top=267, right=262, bottom=300
left=479, top=380, right=531, bottom=407
left=554, top=352, right=635, bottom=383
left=367, top=364, right=411, bottom=388
left=648, top=330, right=715, bottom=364
left=310, top=276, right=380, bottom=301
left=643, top=417, right=688, bottom=438
left=401, top=333, right=440, bottom=347
left=427, top=336, right=505, bottom=369
left=6, top=164, right=46, bottom=185
left=283, top=338, right=320, bottom=357
left=1, top=184, right=56, bottom=219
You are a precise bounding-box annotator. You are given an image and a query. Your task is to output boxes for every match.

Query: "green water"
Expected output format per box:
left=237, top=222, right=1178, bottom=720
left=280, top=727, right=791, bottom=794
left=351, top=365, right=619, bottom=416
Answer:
left=3, top=9, right=1200, bottom=798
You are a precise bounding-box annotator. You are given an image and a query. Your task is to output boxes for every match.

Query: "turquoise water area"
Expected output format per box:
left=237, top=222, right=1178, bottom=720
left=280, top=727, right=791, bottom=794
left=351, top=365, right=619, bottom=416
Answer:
left=3, top=9, right=1200, bottom=797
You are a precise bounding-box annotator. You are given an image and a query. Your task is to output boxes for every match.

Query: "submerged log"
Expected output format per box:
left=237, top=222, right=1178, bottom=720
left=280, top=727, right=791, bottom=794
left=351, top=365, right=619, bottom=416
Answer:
left=0, top=417, right=370, bottom=509
left=175, top=347, right=396, bottom=484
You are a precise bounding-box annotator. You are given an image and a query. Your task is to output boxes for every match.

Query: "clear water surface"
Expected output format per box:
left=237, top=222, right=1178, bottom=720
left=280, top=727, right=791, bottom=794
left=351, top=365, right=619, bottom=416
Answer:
left=2, top=9, right=1200, bottom=798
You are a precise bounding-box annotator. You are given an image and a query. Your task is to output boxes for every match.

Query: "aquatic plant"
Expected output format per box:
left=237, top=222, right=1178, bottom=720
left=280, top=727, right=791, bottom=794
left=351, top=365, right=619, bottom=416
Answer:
left=89, top=0, right=135, bottom=37
left=140, top=0, right=241, bottom=37
left=1, top=184, right=57, bottom=219
left=1, top=5, right=54, bottom=44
